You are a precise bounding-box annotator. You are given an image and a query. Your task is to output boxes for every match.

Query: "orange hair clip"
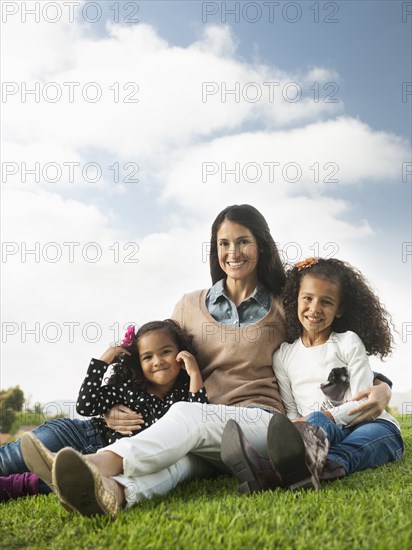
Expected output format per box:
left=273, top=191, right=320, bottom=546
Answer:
left=295, top=257, right=319, bottom=271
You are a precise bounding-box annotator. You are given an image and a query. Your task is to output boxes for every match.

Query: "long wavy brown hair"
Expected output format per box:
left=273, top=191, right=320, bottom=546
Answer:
left=282, top=258, right=393, bottom=358
left=209, top=204, right=285, bottom=297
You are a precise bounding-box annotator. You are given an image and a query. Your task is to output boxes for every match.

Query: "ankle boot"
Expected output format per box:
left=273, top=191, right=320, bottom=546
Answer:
left=293, top=421, right=329, bottom=488
left=221, top=419, right=285, bottom=494
left=320, top=459, right=346, bottom=482
left=20, top=432, right=54, bottom=487
left=0, top=473, right=39, bottom=502
left=267, top=415, right=329, bottom=491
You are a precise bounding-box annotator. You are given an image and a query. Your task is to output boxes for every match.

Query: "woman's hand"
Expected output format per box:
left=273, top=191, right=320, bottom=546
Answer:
left=99, top=346, right=131, bottom=365
left=176, top=351, right=204, bottom=394
left=103, top=404, right=144, bottom=435
left=347, top=382, right=391, bottom=426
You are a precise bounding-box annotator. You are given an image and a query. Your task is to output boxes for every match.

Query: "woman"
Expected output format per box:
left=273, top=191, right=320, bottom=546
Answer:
left=22, top=205, right=391, bottom=515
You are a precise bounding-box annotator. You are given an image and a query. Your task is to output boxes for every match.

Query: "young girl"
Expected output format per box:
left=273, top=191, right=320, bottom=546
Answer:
left=268, top=257, right=404, bottom=489
left=0, top=319, right=208, bottom=501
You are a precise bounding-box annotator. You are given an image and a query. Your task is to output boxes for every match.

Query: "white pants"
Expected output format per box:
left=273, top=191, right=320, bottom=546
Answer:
left=105, top=403, right=274, bottom=507
left=113, top=453, right=215, bottom=508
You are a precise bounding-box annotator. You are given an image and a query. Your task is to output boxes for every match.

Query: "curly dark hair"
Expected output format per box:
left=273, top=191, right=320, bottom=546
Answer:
left=282, top=258, right=393, bottom=358
left=209, top=204, right=285, bottom=297
left=106, top=319, right=195, bottom=389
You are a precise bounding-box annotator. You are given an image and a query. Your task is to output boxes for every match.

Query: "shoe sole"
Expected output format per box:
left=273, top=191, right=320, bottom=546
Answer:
left=20, top=433, right=75, bottom=512
left=20, top=432, right=53, bottom=486
left=53, top=448, right=117, bottom=517
left=220, top=420, right=262, bottom=494
left=267, top=415, right=315, bottom=490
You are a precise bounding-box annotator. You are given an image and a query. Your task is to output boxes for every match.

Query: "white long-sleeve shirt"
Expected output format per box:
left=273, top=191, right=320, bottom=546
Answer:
left=272, top=331, right=398, bottom=428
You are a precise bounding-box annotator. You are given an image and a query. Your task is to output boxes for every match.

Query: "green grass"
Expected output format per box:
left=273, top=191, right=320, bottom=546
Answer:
left=1, top=416, right=411, bottom=550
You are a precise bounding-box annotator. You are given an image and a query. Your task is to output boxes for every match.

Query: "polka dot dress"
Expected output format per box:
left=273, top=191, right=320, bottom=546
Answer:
left=76, top=359, right=208, bottom=444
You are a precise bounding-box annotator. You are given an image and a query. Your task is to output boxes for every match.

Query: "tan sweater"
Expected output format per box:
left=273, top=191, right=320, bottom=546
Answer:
left=172, top=289, right=285, bottom=413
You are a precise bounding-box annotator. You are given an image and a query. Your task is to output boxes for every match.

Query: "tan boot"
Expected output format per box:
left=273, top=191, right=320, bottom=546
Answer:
left=20, top=432, right=55, bottom=487
left=52, top=448, right=121, bottom=517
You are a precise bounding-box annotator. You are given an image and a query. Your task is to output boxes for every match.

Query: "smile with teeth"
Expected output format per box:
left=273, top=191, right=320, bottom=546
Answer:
left=227, top=260, right=247, bottom=268
left=306, top=316, right=324, bottom=324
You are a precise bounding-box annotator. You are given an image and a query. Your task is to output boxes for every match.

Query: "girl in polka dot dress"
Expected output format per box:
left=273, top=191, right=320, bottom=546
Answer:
left=77, top=319, right=208, bottom=444
left=1, top=320, right=207, bottom=501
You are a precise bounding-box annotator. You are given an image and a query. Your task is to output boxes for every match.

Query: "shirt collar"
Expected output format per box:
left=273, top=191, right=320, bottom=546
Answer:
left=208, top=279, right=272, bottom=308
left=208, top=279, right=226, bottom=305
left=251, top=282, right=272, bottom=309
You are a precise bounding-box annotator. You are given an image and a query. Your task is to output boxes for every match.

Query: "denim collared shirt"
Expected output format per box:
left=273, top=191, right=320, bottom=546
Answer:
left=205, top=279, right=272, bottom=326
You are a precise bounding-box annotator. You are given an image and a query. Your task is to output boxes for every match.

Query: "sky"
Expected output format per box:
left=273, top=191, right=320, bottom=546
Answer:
left=1, top=0, right=411, bottom=417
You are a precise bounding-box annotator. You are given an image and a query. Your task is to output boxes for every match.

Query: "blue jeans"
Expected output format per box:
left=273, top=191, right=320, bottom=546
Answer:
left=0, top=418, right=106, bottom=493
left=306, top=412, right=404, bottom=475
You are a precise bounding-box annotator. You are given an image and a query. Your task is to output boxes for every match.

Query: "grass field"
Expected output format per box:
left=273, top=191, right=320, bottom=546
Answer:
left=1, top=416, right=411, bottom=550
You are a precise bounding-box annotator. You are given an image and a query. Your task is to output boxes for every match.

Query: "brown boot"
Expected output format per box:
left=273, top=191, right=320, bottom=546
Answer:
left=293, top=421, right=329, bottom=488
left=320, top=459, right=346, bottom=482
left=267, top=415, right=329, bottom=491
left=221, top=419, right=284, bottom=494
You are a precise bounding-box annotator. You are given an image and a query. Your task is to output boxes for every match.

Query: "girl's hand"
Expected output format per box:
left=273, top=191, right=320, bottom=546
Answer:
left=176, top=351, right=200, bottom=377
left=99, top=346, right=131, bottom=365
left=347, top=382, right=391, bottom=426
left=176, top=351, right=204, bottom=394
left=103, top=404, right=144, bottom=435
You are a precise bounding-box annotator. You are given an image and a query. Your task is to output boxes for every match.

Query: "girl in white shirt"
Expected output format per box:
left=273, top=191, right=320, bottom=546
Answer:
left=270, top=257, right=404, bottom=490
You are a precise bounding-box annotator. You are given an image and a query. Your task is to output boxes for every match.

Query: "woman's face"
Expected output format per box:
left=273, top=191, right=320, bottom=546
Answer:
left=216, top=220, right=259, bottom=283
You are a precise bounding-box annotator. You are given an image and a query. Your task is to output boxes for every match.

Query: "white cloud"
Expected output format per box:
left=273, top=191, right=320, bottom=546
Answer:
left=2, top=21, right=343, bottom=169
left=160, top=116, right=409, bottom=212
left=1, top=13, right=410, bottom=405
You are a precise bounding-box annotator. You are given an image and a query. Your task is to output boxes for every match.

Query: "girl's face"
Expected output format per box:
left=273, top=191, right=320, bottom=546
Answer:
left=137, top=329, right=181, bottom=395
left=216, top=220, right=259, bottom=284
left=297, top=274, right=342, bottom=345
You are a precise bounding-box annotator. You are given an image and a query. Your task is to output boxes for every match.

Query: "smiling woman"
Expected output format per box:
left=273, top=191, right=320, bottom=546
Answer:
left=216, top=221, right=259, bottom=301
